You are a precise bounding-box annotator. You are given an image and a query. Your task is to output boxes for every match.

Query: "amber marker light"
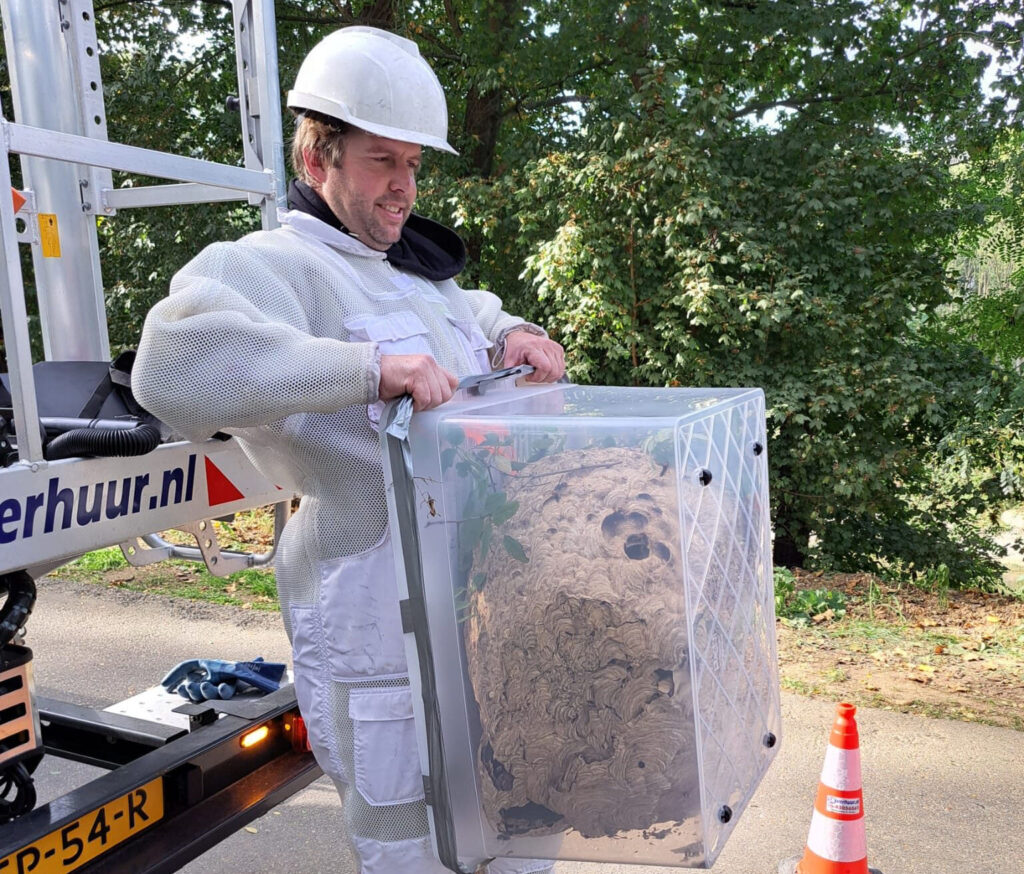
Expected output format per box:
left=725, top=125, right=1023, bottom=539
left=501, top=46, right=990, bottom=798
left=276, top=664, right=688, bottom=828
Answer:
left=240, top=724, right=270, bottom=748
left=284, top=714, right=312, bottom=752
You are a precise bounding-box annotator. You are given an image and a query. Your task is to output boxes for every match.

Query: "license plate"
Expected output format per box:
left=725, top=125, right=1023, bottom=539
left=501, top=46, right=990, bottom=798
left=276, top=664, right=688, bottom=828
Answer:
left=0, top=777, right=164, bottom=873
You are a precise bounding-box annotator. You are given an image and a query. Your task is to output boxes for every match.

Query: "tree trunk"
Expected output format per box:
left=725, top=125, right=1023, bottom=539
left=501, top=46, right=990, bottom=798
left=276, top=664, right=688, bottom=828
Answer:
left=772, top=533, right=807, bottom=568
left=460, top=0, right=518, bottom=178
left=463, top=84, right=502, bottom=177
left=353, top=0, right=396, bottom=30
left=772, top=509, right=810, bottom=568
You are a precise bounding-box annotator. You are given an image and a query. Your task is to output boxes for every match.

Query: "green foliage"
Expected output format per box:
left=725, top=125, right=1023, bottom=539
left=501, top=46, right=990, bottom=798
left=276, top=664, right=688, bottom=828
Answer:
left=919, top=562, right=952, bottom=608
left=951, top=280, right=1024, bottom=366
left=92, top=1, right=262, bottom=353
left=500, top=4, right=1024, bottom=586
left=773, top=566, right=797, bottom=614
left=514, top=93, right=1014, bottom=579
left=937, top=130, right=1024, bottom=368
left=437, top=425, right=529, bottom=587
left=7, top=1, right=1018, bottom=589
left=774, top=567, right=848, bottom=627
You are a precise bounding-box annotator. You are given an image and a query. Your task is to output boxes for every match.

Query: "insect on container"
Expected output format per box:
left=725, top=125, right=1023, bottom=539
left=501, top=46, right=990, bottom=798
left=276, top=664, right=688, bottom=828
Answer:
left=381, top=382, right=781, bottom=871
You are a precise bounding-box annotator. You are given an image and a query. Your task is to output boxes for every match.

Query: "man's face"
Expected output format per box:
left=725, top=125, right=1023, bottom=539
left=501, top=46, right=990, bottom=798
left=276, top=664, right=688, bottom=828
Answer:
left=314, top=129, right=421, bottom=251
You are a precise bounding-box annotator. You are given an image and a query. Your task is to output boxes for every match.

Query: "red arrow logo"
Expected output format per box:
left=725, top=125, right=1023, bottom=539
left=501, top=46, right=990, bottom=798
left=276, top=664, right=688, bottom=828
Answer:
left=205, top=457, right=245, bottom=506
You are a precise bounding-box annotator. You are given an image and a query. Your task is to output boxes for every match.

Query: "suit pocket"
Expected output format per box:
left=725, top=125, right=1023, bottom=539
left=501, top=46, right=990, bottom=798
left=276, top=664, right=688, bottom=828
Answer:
left=349, top=685, right=422, bottom=806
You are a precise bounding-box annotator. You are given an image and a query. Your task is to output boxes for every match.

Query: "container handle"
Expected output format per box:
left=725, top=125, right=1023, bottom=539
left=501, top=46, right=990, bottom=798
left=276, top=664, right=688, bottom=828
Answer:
left=457, top=364, right=534, bottom=396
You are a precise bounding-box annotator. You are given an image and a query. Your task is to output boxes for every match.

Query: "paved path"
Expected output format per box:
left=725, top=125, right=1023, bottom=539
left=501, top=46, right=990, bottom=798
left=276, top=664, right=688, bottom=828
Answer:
left=22, top=579, right=1024, bottom=873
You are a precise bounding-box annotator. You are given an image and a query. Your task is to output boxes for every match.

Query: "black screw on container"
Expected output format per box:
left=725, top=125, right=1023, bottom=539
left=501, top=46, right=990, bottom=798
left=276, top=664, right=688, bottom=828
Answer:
left=718, top=805, right=732, bottom=824
left=763, top=732, right=777, bottom=748
left=752, top=441, right=764, bottom=456
left=698, top=469, right=713, bottom=486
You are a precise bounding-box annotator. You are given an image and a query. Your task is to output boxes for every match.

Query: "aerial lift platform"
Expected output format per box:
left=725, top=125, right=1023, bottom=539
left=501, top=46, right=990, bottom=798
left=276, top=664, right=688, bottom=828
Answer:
left=0, top=1, right=321, bottom=870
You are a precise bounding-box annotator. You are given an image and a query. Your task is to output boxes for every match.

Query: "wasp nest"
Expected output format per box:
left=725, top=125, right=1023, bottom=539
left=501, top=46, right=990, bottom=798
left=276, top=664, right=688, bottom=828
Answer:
left=464, top=447, right=701, bottom=839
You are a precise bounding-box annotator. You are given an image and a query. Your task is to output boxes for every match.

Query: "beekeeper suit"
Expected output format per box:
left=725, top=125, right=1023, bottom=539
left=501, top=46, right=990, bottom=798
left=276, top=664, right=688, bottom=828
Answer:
left=132, top=26, right=562, bottom=874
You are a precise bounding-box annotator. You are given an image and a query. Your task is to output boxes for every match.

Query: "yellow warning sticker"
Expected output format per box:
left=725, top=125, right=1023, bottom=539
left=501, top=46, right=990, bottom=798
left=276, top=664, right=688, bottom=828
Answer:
left=39, top=213, right=61, bottom=257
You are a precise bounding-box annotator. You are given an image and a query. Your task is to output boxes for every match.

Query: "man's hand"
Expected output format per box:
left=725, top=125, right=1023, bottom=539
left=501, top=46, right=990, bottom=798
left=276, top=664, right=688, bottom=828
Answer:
left=379, top=354, right=458, bottom=411
left=503, top=330, right=566, bottom=383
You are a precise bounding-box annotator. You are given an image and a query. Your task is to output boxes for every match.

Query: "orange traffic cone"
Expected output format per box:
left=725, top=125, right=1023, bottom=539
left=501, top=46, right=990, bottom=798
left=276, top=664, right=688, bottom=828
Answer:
left=779, top=702, right=882, bottom=874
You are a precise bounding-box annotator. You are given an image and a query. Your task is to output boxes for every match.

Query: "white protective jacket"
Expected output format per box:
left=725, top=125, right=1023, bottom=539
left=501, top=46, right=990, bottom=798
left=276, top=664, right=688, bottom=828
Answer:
left=133, top=209, right=551, bottom=874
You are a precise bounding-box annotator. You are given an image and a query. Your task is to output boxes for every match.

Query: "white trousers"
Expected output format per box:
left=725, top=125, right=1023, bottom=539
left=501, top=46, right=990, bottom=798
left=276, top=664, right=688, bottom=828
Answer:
left=289, top=535, right=551, bottom=874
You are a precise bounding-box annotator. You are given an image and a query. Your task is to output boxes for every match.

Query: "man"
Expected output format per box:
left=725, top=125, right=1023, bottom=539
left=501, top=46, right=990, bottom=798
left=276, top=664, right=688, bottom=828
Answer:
left=133, top=26, right=562, bottom=874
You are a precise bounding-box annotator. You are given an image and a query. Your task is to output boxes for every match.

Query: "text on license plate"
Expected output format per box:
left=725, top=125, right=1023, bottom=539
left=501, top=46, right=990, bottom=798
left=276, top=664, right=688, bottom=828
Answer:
left=0, top=777, right=164, bottom=874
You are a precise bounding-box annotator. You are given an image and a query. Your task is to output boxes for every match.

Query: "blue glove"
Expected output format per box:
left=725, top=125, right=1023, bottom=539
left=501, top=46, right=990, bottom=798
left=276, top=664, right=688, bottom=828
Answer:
left=160, top=656, right=286, bottom=702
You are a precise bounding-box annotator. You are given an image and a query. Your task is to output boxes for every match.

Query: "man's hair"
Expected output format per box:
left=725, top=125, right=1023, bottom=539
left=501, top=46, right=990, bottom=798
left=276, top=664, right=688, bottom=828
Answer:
left=290, top=111, right=352, bottom=185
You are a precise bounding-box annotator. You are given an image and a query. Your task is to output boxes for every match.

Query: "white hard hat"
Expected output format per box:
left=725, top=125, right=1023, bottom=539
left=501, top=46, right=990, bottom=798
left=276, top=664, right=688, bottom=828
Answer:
left=288, top=26, right=457, bottom=155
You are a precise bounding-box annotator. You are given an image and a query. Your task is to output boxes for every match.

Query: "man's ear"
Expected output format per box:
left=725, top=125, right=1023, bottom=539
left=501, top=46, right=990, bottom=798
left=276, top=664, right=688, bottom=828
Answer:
left=302, top=148, right=328, bottom=186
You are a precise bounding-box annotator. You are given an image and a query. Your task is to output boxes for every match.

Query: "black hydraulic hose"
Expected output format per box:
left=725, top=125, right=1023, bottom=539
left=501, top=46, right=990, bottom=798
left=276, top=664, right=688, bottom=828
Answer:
left=0, top=571, right=36, bottom=648
left=44, top=422, right=161, bottom=461
left=0, top=761, right=37, bottom=822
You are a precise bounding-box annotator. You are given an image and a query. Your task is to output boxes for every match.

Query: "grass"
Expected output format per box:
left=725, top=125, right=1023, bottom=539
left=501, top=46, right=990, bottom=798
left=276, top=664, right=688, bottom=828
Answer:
left=781, top=677, right=828, bottom=696
left=53, top=552, right=280, bottom=609
left=52, top=503, right=1024, bottom=638
left=833, top=617, right=905, bottom=644
left=827, top=610, right=1024, bottom=662
left=50, top=508, right=280, bottom=610
left=71, top=547, right=128, bottom=573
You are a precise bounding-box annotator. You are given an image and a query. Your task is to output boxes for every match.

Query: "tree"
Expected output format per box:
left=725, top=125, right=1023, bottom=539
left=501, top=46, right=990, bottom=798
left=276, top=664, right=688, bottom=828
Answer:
left=944, top=130, right=1024, bottom=367
left=13, top=0, right=1019, bottom=582
left=501, top=1, right=1024, bottom=580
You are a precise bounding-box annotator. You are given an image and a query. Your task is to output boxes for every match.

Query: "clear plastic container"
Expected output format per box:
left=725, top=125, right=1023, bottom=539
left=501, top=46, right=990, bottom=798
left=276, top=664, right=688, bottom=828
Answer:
left=382, top=382, right=780, bottom=870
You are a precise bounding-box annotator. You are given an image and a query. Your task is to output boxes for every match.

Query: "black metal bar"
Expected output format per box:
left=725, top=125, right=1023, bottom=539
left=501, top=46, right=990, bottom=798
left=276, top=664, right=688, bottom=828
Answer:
left=172, top=683, right=301, bottom=722
left=0, top=686, right=320, bottom=871
left=37, top=697, right=186, bottom=768
left=81, top=750, right=320, bottom=874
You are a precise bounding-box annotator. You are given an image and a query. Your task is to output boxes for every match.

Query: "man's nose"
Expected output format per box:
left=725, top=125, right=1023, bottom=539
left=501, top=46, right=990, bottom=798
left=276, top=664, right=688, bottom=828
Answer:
left=389, top=166, right=415, bottom=192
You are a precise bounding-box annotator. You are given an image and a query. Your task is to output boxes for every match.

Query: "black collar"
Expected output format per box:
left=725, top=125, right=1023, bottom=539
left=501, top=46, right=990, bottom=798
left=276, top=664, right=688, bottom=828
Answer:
left=286, top=179, right=467, bottom=281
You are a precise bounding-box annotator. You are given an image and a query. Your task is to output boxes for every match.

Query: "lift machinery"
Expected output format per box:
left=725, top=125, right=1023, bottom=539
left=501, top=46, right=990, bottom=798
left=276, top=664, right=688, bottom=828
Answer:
left=0, top=2, right=321, bottom=871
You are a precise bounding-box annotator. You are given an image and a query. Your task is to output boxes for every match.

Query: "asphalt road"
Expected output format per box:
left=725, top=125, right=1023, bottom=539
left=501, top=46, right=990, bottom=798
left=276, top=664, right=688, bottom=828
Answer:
left=20, top=579, right=1024, bottom=873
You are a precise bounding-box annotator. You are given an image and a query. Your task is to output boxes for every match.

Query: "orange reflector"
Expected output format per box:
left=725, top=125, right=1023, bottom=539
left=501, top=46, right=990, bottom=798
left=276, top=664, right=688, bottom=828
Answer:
left=284, top=714, right=311, bottom=753
left=240, top=725, right=270, bottom=748
left=11, top=188, right=25, bottom=214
